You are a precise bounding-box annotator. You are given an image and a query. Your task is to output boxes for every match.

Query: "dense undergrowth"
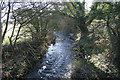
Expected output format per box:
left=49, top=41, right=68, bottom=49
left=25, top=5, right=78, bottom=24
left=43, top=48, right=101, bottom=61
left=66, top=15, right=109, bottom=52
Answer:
left=72, top=20, right=119, bottom=79
left=2, top=33, right=56, bottom=79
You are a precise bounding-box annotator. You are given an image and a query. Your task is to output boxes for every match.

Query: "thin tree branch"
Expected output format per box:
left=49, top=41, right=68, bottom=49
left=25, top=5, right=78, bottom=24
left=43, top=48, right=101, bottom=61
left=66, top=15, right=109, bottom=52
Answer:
left=66, top=3, right=77, bottom=17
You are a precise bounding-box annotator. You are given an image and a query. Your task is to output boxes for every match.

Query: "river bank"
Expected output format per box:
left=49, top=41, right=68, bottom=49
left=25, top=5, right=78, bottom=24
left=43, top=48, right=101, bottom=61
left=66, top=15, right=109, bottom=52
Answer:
left=2, top=33, right=56, bottom=79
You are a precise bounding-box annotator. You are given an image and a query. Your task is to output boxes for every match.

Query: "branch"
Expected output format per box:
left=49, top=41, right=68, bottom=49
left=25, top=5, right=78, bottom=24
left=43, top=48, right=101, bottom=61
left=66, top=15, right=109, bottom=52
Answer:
left=9, top=16, right=16, bottom=46
left=71, top=2, right=77, bottom=9
left=86, top=15, right=96, bottom=26
left=66, top=3, right=77, bottom=17
left=85, top=3, right=99, bottom=26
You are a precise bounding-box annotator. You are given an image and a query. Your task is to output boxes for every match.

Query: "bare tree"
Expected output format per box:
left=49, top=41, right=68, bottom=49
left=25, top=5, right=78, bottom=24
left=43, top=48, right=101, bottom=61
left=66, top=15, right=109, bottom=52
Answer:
left=2, top=2, right=11, bottom=42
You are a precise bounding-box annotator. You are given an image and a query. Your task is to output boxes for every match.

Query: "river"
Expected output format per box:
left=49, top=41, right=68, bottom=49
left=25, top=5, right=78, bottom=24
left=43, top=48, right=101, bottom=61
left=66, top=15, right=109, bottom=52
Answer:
left=27, top=32, right=76, bottom=79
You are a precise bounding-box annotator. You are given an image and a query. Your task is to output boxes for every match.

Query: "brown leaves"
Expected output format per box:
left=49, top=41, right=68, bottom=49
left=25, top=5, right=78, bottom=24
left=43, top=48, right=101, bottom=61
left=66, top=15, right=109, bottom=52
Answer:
left=2, top=71, right=12, bottom=78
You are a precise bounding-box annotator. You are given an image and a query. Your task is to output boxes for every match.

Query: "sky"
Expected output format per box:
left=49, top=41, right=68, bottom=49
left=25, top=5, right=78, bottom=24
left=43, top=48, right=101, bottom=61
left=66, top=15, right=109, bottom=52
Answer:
left=85, top=0, right=94, bottom=11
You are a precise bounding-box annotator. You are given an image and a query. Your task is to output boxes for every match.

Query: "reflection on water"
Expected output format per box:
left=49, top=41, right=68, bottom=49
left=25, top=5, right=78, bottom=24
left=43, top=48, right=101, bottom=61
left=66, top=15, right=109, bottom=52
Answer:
left=27, top=32, right=75, bottom=79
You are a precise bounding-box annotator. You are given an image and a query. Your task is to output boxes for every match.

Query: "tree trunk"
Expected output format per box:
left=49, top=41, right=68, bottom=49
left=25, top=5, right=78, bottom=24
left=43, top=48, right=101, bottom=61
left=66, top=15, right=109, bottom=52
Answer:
left=79, top=25, right=89, bottom=38
left=117, top=33, right=120, bottom=76
left=106, top=16, right=120, bottom=77
left=14, top=25, right=22, bottom=46
left=2, top=2, right=11, bottom=42
left=9, top=17, right=16, bottom=46
left=78, top=18, right=89, bottom=38
left=0, top=3, right=2, bottom=79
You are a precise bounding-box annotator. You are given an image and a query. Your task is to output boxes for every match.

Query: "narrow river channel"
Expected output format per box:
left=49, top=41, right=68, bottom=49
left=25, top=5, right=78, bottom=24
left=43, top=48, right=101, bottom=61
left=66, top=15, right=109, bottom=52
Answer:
left=27, top=32, right=75, bottom=79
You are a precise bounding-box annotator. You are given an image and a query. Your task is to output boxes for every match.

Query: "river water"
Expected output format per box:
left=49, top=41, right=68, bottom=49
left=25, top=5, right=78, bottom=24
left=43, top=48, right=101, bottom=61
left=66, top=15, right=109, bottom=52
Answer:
left=27, top=32, right=75, bottom=79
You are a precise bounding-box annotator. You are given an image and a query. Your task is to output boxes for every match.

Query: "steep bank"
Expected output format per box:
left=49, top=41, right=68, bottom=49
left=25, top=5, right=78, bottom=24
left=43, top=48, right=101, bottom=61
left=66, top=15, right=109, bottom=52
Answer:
left=2, top=33, right=56, bottom=79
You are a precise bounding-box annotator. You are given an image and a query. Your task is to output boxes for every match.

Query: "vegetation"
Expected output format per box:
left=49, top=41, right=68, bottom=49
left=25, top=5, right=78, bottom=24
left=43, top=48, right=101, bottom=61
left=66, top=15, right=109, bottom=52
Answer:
left=0, top=1, right=120, bottom=79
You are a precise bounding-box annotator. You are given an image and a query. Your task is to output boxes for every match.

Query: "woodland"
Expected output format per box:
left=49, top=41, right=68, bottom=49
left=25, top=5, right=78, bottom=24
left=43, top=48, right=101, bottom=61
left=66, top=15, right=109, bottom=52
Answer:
left=0, top=1, right=120, bottom=79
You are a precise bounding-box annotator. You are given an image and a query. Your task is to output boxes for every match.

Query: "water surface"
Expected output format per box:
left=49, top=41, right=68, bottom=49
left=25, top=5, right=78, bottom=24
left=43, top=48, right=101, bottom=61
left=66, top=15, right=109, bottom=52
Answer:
left=27, top=32, right=75, bottom=79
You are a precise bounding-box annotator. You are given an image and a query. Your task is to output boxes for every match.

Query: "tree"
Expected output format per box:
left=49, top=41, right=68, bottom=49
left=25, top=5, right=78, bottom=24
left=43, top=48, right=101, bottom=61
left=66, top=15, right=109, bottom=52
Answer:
left=12, top=3, right=54, bottom=45
left=2, top=2, right=11, bottom=42
left=0, top=2, right=2, bottom=79
left=57, top=2, right=98, bottom=38
left=58, top=2, right=100, bottom=56
left=91, top=2, right=120, bottom=77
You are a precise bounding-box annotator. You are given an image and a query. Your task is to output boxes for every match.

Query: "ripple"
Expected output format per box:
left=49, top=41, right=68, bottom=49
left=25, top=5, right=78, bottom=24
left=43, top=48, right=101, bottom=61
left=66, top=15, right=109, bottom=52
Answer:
left=27, top=32, right=75, bottom=79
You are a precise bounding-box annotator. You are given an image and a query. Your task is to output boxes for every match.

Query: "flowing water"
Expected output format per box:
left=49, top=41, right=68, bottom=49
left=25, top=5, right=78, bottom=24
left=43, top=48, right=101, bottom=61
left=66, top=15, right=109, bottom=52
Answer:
left=27, top=32, right=75, bottom=79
